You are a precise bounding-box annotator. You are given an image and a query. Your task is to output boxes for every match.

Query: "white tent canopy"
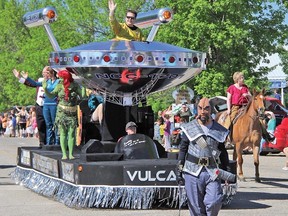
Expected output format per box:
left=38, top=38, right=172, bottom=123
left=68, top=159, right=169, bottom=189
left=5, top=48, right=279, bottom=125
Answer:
left=259, top=51, right=287, bottom=104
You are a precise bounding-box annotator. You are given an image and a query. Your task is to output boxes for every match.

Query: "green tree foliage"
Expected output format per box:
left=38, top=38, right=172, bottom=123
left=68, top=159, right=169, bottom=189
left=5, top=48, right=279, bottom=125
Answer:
left=278, top=45, right=288, bottom=76
left=147, top=88, right=176, bottom=116
left=152, top=0, right=288, bottom=95
left=0, top=0, right=154, bottom=111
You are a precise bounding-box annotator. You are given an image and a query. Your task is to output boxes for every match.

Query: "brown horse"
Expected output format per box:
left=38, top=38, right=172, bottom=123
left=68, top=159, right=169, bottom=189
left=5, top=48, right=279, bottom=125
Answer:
left=217, top=89, right=265, bottom=182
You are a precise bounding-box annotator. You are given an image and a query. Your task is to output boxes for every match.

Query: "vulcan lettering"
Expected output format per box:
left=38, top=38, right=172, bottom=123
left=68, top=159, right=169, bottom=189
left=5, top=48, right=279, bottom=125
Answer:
left=127, top=170, right=138, bottom=181
left=126, top=170, right=176, bottom=182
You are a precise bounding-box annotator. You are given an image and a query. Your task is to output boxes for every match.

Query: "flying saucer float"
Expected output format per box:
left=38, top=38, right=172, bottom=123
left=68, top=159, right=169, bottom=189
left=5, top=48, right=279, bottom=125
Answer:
left=23, top=6, right=206, bottom=105
left=12, top=6, right=237, bottom=210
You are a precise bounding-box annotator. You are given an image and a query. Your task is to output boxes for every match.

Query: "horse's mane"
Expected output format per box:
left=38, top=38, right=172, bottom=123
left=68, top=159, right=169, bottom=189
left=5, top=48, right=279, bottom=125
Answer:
left=237, top=92, right=258, bottom=118
left=243, top=95, right=253, bottom=113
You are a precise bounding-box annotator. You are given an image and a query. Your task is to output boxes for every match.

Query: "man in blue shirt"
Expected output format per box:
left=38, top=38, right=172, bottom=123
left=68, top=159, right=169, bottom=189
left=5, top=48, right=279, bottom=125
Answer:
left=274, top=89, right=281, bottom=100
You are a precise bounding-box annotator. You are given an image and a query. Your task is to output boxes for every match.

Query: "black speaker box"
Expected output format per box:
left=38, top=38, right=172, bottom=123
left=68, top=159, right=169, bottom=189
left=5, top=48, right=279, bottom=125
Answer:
left=81, top=139, right=104, bottom=153
left=81, top=139, right=117, bottom=154
left=153, top=140, right=167, bottom=158
left=101, top=141, right=117, bottom=153
left=167, top=152, right=179, bottom=160
left=80, top=153, right=123, bottom=162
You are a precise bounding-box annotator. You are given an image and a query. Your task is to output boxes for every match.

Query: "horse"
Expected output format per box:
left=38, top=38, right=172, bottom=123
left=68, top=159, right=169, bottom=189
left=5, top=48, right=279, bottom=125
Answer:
left=216, top=89, right=266, bottom=182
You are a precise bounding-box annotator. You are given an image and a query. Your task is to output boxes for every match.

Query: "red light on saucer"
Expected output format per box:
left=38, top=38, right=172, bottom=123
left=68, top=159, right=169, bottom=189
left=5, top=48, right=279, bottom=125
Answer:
left=135, top=55, right=144, bottom=63
left=163, top=11, right=171, bottom=20
left=73, top=55, right=80, bottom=62
left=54, top=56, right=59, bottom=63
left=169, top=56, right=175, bottom=63
left=47, top=10, right=56, bottom=19
left=103, top=55, right=111, bottom=62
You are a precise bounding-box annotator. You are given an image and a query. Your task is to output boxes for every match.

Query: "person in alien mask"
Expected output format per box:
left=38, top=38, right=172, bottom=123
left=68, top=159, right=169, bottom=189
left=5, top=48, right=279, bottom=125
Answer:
left=176, top=97, right=230, bottom=216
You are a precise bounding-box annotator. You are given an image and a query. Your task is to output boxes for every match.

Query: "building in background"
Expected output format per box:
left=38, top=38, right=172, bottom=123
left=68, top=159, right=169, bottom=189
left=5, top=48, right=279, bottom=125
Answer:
left=260, top=51, right=287, bottom=105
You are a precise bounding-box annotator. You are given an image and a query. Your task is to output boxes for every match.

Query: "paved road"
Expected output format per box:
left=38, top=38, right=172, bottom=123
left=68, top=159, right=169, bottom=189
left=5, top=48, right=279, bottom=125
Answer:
left=0, top=137, right=287, bottom=216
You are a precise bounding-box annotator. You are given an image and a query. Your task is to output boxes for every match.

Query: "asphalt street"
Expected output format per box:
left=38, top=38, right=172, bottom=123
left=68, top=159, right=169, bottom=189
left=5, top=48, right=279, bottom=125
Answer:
left=0, top=136, right=287, bottom=216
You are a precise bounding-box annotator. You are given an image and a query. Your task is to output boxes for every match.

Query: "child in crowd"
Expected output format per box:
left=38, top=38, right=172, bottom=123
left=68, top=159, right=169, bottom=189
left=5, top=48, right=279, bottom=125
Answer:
left=6, top=116, right=13, bottom=137
left=26, top=116, right=34, bottom=137
left=153, top=118, right=162, bottom=143
left=163, top=114, right=171, bottom=152
left=159, top=120, right=165, bottom=144
left=31, top=112, right=38, bottom=138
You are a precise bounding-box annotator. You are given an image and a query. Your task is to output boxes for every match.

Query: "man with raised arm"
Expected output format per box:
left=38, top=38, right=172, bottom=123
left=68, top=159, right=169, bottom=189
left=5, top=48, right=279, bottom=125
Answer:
left=108, top=0, right=145, bottom=41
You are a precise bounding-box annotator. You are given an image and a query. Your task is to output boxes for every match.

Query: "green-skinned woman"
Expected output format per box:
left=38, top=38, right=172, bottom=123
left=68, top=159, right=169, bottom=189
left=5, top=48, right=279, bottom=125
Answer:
left=43, top=70, right=85, bottom=159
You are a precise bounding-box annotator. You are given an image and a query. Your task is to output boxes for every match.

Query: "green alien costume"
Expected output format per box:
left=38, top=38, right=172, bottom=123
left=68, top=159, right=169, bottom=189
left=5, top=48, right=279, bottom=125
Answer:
left=43, top=71, right=85, bottom=159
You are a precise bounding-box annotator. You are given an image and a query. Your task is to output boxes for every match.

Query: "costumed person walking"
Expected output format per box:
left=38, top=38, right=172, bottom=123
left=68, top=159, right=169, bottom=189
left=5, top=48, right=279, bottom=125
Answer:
left=177, top=97, right=231, bottom=216
left=43, top=70, right=85, bottom=159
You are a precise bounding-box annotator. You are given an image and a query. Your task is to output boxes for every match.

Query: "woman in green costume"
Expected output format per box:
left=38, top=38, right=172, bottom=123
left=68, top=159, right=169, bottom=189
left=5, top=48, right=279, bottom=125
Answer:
left=43, top=70, right=84, bottom=159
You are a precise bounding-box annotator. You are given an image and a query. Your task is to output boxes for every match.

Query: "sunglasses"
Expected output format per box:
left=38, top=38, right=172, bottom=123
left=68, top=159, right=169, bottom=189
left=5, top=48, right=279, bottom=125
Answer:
left=126, top=16, right=135, bottom=20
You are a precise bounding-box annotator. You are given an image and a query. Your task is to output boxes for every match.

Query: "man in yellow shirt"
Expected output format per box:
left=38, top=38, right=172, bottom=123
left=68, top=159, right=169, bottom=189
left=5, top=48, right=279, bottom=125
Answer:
left=108, top=0, right=145, bottom=41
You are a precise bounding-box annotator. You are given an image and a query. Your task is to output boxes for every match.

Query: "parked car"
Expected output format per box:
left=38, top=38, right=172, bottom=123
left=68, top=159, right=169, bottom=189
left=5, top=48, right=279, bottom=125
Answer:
left=261, top=117, right=288, bottom=155
left=264, top=97, right=288, bottom=126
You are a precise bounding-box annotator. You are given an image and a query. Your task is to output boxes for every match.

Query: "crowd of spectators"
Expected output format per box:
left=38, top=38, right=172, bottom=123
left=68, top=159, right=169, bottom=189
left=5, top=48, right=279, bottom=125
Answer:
left=153, top=100, right=198, bottom=152
left=0, top=106, right=38, bottom=138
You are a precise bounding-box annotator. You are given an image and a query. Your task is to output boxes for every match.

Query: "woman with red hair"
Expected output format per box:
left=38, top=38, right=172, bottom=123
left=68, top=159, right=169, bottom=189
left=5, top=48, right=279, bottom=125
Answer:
left=43, top=70, right=85, bottom=159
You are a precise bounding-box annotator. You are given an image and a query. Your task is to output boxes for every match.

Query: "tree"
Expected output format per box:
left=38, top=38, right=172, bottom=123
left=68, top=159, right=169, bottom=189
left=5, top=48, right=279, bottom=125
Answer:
left=0, top=0, right=156, bottom=111
left=152, top=0, right=288, bottom=96
left=278, top=45, right=288, bottom=76
left=0, top=0, right=34, bottom=109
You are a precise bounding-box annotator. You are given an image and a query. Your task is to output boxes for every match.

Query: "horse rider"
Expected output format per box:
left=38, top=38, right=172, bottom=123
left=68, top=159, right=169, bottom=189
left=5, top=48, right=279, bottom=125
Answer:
left=225, top=71, right=274, bottom=142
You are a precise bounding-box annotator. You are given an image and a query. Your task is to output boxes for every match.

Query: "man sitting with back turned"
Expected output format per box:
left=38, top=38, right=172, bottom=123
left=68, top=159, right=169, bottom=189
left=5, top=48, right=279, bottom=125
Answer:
left=117, top=121, right=138, bottom=143
left=115, top=122, right=159, bottom=159
left=108, top=0, right=145, bottom=41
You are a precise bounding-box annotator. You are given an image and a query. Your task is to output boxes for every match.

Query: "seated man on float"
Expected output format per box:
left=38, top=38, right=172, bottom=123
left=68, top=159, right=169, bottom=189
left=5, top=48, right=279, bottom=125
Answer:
left=108, top=0, right=145, bottom=41
left=115, top=121, right=159, bottom=159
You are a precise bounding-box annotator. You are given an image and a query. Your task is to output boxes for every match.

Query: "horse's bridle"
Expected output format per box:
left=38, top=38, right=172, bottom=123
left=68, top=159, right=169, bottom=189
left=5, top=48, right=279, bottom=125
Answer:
left=258, top=107, right=265, bottom=119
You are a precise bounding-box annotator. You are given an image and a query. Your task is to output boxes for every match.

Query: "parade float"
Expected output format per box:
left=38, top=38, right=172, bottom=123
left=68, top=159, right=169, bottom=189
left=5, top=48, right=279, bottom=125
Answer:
left=12, top=6, right=237, bottom=209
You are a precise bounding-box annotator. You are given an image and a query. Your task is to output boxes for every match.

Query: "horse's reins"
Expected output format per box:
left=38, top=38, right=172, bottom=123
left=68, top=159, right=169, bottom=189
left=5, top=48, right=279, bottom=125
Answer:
left=243, top=94, right=265, bottom=134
